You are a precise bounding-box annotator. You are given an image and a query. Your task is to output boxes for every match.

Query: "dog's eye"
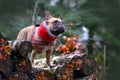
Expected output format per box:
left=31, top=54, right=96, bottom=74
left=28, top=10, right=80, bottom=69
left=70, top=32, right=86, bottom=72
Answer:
left=54, top=20, right=58, bottom=24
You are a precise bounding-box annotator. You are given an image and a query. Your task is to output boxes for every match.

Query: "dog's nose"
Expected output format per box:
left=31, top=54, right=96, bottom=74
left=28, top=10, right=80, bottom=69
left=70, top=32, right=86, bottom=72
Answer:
left=58, top=24, right=65, bottom=33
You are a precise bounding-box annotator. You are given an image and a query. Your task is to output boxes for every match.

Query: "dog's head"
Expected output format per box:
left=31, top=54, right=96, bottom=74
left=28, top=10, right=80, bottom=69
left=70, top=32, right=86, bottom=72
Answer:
left=44, top=11, right=65, bottom=36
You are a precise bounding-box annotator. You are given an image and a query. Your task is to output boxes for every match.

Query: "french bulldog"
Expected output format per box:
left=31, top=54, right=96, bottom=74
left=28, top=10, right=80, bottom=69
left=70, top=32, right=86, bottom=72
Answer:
left=16, top=11, right=65, bottom=66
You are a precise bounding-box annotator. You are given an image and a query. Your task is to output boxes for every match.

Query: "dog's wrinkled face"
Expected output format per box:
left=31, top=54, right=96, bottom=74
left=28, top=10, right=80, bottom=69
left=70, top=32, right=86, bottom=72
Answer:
left=43, top=11, right=65, bottom=36
left=46, top=17, right=65, bottom=36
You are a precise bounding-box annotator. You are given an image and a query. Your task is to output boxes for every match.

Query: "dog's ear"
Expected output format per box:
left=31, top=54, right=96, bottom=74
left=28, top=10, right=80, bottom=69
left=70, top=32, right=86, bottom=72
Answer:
left=44, top=11, right=52, bottom=20
left=58, top=16, right=62, bottom=20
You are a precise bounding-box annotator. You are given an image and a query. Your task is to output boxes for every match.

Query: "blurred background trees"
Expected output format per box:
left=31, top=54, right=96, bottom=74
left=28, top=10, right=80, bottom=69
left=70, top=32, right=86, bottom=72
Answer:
left=0, top=0, right=120, bottom=80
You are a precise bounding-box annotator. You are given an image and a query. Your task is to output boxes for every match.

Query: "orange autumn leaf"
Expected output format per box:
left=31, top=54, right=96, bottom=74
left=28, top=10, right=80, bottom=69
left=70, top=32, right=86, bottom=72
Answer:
left=56, top=35, right=83, bottom=56
left=62, top=45, right=69, bottom=52
left=4, top=45, right=11, bottom=55
left=15, top=74, right=19, bottom=78
left=63, top=36, right=67, bottom=40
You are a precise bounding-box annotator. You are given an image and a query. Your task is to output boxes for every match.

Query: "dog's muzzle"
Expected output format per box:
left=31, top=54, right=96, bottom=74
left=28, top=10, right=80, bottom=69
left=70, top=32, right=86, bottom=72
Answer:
left=51, top=23, right=65, bottom=36
left=58, top=23, right=65, bottom=33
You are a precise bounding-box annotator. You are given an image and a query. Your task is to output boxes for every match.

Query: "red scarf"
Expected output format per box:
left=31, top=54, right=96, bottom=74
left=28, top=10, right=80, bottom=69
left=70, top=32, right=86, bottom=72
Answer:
left=38, top=21, right=59, bottom=41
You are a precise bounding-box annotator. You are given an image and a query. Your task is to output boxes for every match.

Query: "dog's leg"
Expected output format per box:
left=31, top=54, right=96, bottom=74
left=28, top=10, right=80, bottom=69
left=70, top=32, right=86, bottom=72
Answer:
left=46, top=50, right=52, bottom=66
left=16, top=30, right=27, bottom=40
left=30, top=49, right=37, bottom=65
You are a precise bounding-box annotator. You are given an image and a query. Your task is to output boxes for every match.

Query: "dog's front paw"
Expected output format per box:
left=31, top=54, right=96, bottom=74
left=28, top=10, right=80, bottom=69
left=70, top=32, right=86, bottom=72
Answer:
left=48, top=64, right=56, bottom=68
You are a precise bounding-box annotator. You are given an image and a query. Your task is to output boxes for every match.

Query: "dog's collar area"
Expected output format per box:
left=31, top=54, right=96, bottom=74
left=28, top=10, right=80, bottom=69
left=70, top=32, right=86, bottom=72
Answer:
left=31, top=27, right=55, bottom=46
left=37, top=21, right=60, bottom=41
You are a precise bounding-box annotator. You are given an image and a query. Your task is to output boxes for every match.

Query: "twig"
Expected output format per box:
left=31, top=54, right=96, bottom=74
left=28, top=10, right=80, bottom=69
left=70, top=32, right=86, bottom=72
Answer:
left=103, top=45, right=106, bottom=67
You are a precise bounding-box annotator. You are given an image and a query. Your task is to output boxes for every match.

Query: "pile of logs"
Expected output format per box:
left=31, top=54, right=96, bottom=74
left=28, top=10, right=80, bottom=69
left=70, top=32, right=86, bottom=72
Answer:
left=0, top=33, right=100, bottom=80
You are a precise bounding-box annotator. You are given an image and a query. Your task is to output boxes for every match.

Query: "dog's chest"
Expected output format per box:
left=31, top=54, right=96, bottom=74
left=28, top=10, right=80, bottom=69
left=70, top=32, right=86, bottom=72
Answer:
left=31, top=28, right=55, bottom=53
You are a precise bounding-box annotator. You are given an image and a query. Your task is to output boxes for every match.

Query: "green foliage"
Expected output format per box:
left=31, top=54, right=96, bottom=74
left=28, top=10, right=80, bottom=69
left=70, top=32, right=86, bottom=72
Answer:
left=101, top=30, right=120, bottom=46
left=0, top=0, right=34, bottom=15
left=0, top=13, right=33, bottom=39
left=95, top=52, right=104, bottom=66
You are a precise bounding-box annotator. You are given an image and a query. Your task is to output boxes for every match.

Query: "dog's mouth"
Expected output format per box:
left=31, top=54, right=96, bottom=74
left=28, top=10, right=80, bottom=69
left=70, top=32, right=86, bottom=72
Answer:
left=50, top=25, right=65, bottom=36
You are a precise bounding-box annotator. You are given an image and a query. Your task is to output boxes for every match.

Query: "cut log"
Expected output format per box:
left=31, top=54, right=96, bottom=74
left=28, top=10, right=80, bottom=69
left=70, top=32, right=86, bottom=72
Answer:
left=8, top=72, right=30, bottom=80
left=0, top=52, right=12, bottom=77
left=30, top=68, right=57, bottom=80
left=72, top=54, right=100, bottom=79
left=0, top=72, right=8, bottom=80
left=33, top=54, right=100, bottom=80
left=0, top=33, right=33, bottom=80
left=10, top=40, right=33, bottom=58
left=0, top=33, right=12, bottom=77
left=55, top=63, right=73, bottom=80
left=10, top=41, right=33, bottom=73
left=81, top=54, right=100, bottom=76
left=15, top=58, right=32, bottom=73
left=0, top=33, right=100, bottom=80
